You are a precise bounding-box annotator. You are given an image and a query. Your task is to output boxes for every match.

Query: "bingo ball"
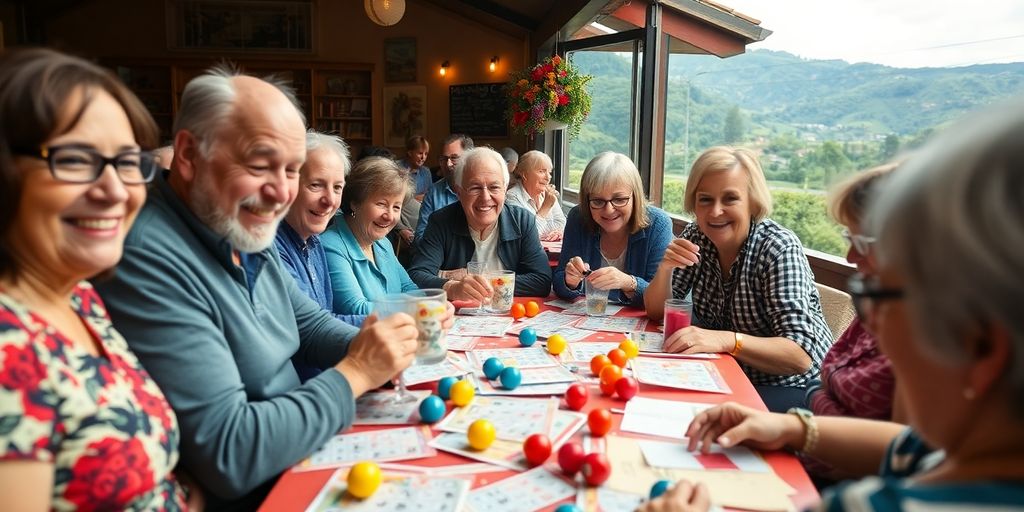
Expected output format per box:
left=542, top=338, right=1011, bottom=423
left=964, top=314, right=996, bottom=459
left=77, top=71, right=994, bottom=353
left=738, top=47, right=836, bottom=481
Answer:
left=522, top=433, right=552, bottom=465
left=554, top=505, right=582, bottom=512
left=347, top=461, right=382, bottom=498
left=525, top=300, right=541, bottom=318
left=519, top=327, right=538, bottom=347
left=599, top=364, right=624, bottom=396
left=619, top=338, right=640, bottom=359
left=450, top=379, right=475, bottom=406
left=499, top=366, right=522, bottom=390
left=650, top=479, right=672, bottom=499
left=437, top=376, right=458, bottom=400
left=482, top=357, right=505, bottom=380
left=511, top=303, right=526, bottom=320
left=587, top=408, right=613, bottom=437
left=590, top=354, right=612, bottom=376
left=557, top=442, right=586, bottom=475
left=467, top=419, right=496, bottom=450
left=582, top=452, right=612, bottom=486
left=615, top=376, right=639, bottom=401
left=607, top=348, right=628, bottom=368
left=546, top=334, right=567, bottom=355
left=418, top=395, right=446, bottom=423
left=564, top=382, right=589, bottom=411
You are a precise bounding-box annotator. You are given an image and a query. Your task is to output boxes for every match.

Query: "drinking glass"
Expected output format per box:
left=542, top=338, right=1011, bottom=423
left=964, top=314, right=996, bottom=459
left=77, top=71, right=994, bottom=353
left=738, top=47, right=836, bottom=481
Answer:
left=484, top=270, right=516, bottom=314
left=374, top=293, right=420, bottom=404
left=663, top=298, right=693, bottom=340
left=584, top=279, right=610, bottom=316
left=463, top=261, right=487, bottom=315
left=405, top=288, right=449, bottom=365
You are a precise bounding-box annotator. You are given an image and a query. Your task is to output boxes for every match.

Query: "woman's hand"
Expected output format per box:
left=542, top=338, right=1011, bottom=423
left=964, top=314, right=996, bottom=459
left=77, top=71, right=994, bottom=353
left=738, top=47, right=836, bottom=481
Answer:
left=636, top=480, right=710, bottom=512
left=661, top=238, right=700, bottom=269
left=662, top=327, right=732, bottom=354
left=541, top=185, right=559, bottom=210
left=446, top=274, right=493, bottom=302
left=685, top=402, right=804, bottom=454
left=588, top=266, right=633, bottom=291
left=564, top=256, right=591, bottom=289
left=541, top=230, right=563, bottom=242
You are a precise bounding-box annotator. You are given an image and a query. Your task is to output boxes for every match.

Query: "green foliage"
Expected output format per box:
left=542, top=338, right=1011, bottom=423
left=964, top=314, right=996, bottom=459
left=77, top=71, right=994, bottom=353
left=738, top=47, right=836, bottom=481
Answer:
left=770, top=191, right=846, bottom=255
left=723, top=106, right=745, bottom=143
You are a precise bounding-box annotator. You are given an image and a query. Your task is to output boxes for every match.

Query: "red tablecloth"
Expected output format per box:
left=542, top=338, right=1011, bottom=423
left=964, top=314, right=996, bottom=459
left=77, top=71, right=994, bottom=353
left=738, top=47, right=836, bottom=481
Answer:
left=259, top=299, right=818, bottom=511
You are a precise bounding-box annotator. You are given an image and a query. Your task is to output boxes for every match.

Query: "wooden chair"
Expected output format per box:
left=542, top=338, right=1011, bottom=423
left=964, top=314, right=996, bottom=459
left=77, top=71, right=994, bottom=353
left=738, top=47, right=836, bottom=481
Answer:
left=815, top=282, right=857, bottom=341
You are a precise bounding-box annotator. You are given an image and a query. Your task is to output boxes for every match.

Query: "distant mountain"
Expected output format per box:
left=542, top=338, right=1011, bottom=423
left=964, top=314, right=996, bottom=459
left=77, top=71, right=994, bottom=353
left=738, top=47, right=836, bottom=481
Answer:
left=670, top=49, right=1024, bottom=136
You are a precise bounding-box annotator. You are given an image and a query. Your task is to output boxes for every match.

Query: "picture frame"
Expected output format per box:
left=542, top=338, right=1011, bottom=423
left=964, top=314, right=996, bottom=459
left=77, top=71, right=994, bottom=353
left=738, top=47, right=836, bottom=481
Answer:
left=384, top=37, right=417, bottom=83
left=170, top=0, right=314, bottom=53
left=383, top=85, right=427, bottom=147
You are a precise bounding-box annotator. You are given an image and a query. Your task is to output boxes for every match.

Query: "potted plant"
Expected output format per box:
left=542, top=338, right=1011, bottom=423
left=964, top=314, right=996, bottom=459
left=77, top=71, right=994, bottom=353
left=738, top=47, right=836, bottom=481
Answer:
left=506, top=55, right=593, bottom=137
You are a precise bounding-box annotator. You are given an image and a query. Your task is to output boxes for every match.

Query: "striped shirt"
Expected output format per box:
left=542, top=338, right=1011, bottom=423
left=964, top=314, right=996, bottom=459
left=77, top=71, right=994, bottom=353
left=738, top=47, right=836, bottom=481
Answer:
left=671, top=219, right=833, bottom=387
left=817, top=428, right=1024, bottom=511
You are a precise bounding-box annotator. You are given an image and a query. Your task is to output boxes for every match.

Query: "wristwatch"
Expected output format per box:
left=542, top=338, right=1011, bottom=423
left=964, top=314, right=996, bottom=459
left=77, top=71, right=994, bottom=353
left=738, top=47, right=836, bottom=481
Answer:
left=786, top=407, right=819, bottom=454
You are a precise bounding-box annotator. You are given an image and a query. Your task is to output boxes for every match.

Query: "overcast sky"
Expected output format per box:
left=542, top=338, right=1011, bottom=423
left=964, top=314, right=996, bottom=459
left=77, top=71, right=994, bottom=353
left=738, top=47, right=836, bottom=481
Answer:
left=719, top=0, right=1024, bottom=68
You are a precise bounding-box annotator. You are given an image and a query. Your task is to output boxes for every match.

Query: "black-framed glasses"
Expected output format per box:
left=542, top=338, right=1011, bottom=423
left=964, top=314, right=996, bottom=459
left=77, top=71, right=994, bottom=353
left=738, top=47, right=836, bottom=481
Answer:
left=847, top=273, right=904, bottom=321
left=588, top=196, right=631, bottom=210
left=439, top=154, right=460, bottom=164
left=841, top=229, right=876, bottom=256
left=18, top=144, right=158, bottom=184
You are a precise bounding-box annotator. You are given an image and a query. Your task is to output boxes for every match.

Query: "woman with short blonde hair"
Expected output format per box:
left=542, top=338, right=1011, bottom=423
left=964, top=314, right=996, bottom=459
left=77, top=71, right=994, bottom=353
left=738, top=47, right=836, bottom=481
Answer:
left=554, top=151, right=673, bottom=309
left=505, top=150, right=566, bottom=240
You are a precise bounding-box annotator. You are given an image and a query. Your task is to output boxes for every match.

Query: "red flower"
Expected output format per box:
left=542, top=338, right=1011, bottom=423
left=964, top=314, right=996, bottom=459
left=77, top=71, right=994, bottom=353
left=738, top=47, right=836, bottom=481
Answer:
left=64, top=437, right=155, bottom=510
left=0, top=344, right=47, bottom=390
left=531, top=68, right=544, bottom=81
left=134, top=387, right=173, bottom=430
left=513, top=111, right=529, bottom=126
left=558, top=94, right=570, bottom=106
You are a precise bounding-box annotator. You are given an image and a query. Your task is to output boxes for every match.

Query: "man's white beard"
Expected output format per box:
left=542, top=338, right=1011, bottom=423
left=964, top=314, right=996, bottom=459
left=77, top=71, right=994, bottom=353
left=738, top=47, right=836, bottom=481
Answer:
left=189, top=170, right=285, bottom=253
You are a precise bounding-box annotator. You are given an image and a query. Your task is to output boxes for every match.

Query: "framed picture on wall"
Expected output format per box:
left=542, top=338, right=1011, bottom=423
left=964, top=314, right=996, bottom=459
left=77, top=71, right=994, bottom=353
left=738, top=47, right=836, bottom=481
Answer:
left=170, top=0, right=314, bottom=52
left=383, top=85, right=426, bottom=147
left=384, top=38, right=417, bottom=83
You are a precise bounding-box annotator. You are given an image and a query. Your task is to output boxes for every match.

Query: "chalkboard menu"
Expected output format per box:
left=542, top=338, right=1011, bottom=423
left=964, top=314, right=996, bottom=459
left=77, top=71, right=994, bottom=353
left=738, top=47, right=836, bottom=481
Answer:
left=449, top=82, right=508, bottom=138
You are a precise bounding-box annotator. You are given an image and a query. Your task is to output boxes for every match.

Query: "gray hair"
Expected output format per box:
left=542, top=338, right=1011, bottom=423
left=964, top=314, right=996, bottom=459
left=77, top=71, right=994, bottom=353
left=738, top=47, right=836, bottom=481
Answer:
left=173, top=63, right=305, bottom=158
left=453, top=147, right=509, bottom=189
left=443, top=133, right=474, bottom=151
left=499, top=147, right=519, bottom=165
left=870, top=95, right=1024, bottom=416
left=305, top=130, right=351, bottom=175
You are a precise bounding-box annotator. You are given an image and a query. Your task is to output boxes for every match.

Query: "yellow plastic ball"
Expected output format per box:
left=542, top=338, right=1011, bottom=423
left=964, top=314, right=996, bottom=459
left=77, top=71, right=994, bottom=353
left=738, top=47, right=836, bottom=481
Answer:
left=618, top=339, right=640, bottom=359
left=450, top=379, right=475, bottom=407
left=547, top=334, right=567, bottom=355
left=346, top=461, right=382, bottom=498
left=467, top=419, right=497, bottom=450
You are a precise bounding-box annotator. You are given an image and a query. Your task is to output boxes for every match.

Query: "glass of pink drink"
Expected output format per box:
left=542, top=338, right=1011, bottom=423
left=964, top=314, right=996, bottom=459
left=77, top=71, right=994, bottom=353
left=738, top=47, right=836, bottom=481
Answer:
left=663, top=298, right=692, bottom=339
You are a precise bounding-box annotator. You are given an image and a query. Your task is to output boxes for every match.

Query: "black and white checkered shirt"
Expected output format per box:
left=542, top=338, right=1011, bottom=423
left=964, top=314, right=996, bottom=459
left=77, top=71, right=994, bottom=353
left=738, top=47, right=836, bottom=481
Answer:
left=671, top=219, right=833, bottom=387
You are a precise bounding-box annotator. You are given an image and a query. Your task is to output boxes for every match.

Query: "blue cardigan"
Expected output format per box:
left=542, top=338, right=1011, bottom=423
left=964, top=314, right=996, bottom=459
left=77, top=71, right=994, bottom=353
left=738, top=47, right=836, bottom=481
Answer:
left=321, top=217, right=419, bottom=315
left=553, top=205, right=673, bottom=308
left=409, top=202, right=552, bottom=297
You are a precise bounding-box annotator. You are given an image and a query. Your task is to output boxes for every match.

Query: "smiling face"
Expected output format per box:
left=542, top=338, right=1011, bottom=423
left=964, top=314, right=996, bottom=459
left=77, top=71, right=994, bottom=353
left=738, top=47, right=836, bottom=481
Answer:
left=349, top=191, right=404, bottom=244
left=8, top=88, right=145, bottom=281
left=407, top=143, right=429, bottom=168
left=285, top=146, right=345, bottom=240
left=589, top=181, right=633, bottom=236
left=521, top=160, right=552, bottom=197
left=458, top=157, right=506, bottom=234
left=184, top=76, right=306, bottom=252
left=693, top=167, right=753, bottom=255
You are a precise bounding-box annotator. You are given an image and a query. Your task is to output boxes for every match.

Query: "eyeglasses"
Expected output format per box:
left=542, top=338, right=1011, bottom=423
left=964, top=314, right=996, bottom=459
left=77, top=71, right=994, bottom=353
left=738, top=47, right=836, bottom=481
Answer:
left=464, top=184, right=505, bottom=197
left=18, top=144, right=158, bottom=184
left=847, top=273, right=903, bottom=322
left=841, top=229, right=876, bottom=256
left=439, top=154, right=460, bottom=164
left=588, top=196, right=631, bottom=210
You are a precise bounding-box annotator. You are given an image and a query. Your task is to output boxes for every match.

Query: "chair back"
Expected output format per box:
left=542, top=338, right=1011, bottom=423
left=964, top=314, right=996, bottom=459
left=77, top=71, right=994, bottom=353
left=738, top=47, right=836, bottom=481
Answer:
left=815, top=282, right=857, bottom=340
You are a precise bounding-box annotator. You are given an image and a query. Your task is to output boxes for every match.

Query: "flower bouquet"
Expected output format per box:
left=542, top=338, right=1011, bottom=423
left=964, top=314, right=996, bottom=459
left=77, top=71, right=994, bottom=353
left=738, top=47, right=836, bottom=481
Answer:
left=506, top=55, right=593, bottom=137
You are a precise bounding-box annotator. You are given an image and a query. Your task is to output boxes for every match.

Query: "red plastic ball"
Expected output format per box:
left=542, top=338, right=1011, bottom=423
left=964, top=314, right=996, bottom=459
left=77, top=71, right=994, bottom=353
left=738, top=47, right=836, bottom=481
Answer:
left=615, top=376, right=639, bottom=401
left=564, top=382, right=589, bottom=411
left=582, top=452, right=612, bottom=486
left=523, top=433, right=552, bottom=466
left=587, top=408, right=613, bottom=437
left=557, top=442, right=586, bottom=475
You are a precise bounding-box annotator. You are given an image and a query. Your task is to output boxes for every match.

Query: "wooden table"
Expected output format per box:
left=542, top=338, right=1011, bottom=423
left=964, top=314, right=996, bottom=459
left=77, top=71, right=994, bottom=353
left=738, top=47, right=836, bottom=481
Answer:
left=260, top=300, right=818, bottom=511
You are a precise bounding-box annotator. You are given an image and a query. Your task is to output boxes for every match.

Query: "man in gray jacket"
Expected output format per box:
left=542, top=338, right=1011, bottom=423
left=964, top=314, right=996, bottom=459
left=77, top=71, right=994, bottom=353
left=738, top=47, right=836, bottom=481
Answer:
left=96, top=66, right=433, bottom=510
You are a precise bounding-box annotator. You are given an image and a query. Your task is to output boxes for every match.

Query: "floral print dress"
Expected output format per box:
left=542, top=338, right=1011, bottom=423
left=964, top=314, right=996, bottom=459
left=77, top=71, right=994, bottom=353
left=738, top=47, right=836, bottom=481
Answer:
left=0, top=282, right=185, bottom=510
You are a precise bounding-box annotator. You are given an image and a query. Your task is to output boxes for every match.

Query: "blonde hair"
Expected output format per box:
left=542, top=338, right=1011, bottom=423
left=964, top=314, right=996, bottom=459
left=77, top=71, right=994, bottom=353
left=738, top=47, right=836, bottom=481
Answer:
left=826, top=162, right=899, bottom=228
left=684, top=146, right=772, bottom=222
left=578, top=151, right=650, bottom=234
left=514, top=150, right=552, bottom=182
left=340, top=157, right=410, bottom=215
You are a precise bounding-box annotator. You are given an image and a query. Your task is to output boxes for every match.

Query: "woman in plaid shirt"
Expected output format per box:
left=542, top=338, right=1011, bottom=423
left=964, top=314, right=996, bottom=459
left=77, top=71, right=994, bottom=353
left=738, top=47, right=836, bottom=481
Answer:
left=646, top=147, right=833, bottom=412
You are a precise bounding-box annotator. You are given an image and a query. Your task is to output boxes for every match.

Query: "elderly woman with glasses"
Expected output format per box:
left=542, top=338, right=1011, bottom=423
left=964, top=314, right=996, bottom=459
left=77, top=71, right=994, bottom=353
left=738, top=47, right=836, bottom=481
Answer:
left=645, top=146, right=832, bottom=412
left=0, top=48, right=193, bottom=510
left=408, top=147, right=552, bottom=301
left=554, top=152, right=673, bottom=308
left=642, top=97, right=1024, bottom=512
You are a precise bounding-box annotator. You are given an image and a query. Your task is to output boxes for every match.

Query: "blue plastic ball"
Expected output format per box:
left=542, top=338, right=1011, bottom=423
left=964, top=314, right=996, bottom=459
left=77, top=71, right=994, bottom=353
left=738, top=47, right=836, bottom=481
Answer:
left=649, top=479, right=672, bottom=499
left=437, top=376, right=458, bottom=400
left=482, top=357, right=505, bottom=380
left=553, top=504, right=581, bottom=512
left=418, top=395, right=446, bottom=423
left=499, top=366, right=522, bottom=389
left=518, top=327, right=538, bottom=347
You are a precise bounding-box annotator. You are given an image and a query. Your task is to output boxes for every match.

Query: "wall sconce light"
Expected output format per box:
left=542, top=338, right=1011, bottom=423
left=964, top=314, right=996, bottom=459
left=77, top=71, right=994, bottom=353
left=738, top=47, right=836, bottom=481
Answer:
left=489, top=56, right=499, bottom=72
left=439, top=61, right=450, bottom=77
